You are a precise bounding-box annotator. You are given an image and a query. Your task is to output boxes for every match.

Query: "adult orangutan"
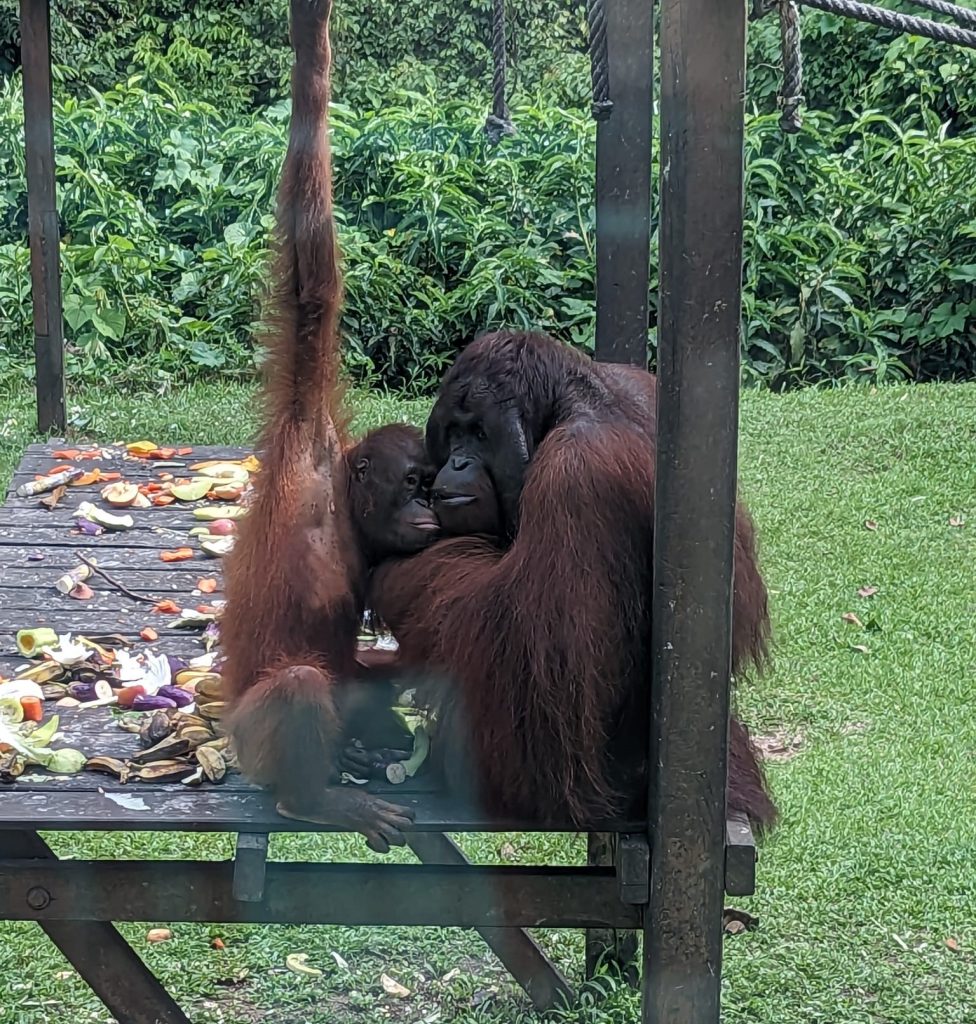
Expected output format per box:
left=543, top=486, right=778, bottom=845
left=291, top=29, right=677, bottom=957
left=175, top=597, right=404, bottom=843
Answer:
left=370, top=330, right=777, bottom=831
left=219, top=0, right=441, bottom=852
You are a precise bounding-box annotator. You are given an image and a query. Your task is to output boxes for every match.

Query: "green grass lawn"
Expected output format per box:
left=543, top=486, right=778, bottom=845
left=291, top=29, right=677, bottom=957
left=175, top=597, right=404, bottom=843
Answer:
left=0, top=376, right=974, bottom=1023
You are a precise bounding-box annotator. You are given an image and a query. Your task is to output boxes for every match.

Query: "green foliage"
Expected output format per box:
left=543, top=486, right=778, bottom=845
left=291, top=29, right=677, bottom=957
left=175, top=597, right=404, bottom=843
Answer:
left=0, top=0, right=589, bottom=112
left=747, top=11, right=976, bottom=134
left=1, top=68, right=974, bottom=390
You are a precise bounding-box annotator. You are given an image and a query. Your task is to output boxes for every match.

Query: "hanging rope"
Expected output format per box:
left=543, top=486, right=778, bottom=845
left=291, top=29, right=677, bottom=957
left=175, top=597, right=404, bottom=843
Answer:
left=903, top=0, right=976, bottom=30
left=484, top=0, right=515, bottom=145
left=791, top=0, right=976, bottom=48
left=777, top=1, right=804, bottom=133
left=586, top=0, right=613, bottom=121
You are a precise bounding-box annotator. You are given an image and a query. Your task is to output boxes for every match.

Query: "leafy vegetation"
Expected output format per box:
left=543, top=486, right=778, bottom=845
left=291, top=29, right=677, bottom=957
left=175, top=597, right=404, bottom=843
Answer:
left=1, top=378, right=975, bottom=1022
left=0, top=70, right=973, bottom=391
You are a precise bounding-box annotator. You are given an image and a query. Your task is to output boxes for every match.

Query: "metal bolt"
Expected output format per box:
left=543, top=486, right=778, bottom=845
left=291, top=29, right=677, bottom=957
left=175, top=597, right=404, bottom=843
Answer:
left=26, top=886, right=51, bottom=910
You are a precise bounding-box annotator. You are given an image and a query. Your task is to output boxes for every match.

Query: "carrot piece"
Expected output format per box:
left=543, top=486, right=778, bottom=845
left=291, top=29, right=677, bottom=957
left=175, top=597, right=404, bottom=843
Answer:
left=72, top=470, right=102, bottom=486
left=197, top=578, right=218, bottom=594
left=152, top=494, right=175, bottom=506
left=116, top=684, right=146, bottom=708
left=52, top=449, right=81, bottom=460
left=154, top=599, right=181, bottom=614
left=99, top=471, right=122, bottom=482
left=140, top=627, right=159, bottom=642
left=20, top=697, right=43, bottom=722
left=144, top=482, right=163, bottom=493
left=196, top=604, right=217, bottom=615
left=160, top=548, right=193, bottom=562
left=177, top=447, right=193, bottom=456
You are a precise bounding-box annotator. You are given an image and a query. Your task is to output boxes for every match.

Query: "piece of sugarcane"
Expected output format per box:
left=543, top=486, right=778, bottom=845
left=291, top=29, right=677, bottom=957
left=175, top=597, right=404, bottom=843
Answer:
left=385, top=725, right=430, bottom=784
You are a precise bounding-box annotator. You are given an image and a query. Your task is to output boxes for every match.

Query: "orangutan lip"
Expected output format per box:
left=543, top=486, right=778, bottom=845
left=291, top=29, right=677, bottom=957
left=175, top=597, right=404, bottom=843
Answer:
left=410, top=520, right=441, bottom=532
left=435, top=495, right=476, bottom=507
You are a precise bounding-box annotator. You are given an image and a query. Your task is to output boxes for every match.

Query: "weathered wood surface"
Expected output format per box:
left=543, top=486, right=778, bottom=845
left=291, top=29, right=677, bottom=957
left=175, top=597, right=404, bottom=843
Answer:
left=644, top=0, right=749, bottom=1021
left=0, top=858, right=642, bottom=929
left=20, top=0, right=66, bottom=433
left=0, top=443, right=754, bottom=884
left=0, top=443, right=646, bottom=836
left=592, top=0, right=655, bottom=366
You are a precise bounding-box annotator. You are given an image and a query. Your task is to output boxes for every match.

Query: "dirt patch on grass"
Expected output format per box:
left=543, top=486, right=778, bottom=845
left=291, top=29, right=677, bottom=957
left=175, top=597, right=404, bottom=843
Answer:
left=754, top=727, right=805, bottom=762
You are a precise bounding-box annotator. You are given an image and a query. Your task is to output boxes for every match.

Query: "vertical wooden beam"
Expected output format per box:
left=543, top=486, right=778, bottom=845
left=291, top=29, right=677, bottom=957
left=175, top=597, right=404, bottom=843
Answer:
left=643, top=0, right=747, bottom=1021
left=592, top=0, right=654, bottom=366
left=20, top=0, right=66, bottom=433
left=587, top=0, right=655, bottom=983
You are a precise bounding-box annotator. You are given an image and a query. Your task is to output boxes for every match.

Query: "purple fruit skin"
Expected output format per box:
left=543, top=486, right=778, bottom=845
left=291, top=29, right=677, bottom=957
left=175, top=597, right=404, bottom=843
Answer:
left=131, top=694, right=178, bottom=711
left=68, top=681, right=98, bottom=702
left=166, top=656, right=188, bottom=678
left=156, top=685, right=194, bottom=708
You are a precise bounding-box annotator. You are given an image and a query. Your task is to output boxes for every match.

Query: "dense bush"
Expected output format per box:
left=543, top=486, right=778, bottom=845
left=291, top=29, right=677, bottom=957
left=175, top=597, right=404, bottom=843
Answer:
left=747, top=12, right=976, bottom=134
left=3, top=1, right=974, bottom=134
left=0, top=71, right=973, bottom=390
left=0, top=0, right=590, bottom=112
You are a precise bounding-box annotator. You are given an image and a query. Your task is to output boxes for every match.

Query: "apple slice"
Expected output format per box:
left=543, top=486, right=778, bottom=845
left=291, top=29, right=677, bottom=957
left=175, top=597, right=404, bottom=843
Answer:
left=170, top=478, right=214, bottom=502
left=100, top=482, right=140, bottom=507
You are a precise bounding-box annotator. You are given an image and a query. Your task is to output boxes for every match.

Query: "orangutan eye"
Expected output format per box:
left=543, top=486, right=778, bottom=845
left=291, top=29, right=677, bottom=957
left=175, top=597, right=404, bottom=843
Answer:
left=404, top=473, right=419, bottom=489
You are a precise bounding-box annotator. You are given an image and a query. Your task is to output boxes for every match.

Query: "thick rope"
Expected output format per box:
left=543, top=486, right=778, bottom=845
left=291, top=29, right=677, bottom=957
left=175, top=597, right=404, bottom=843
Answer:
left=586, top=0, right=613, bottom=121
left=484, top=0, right=515, bottom=144
left=778, top=1, right=804, bottom=132
left=903, top=0, right=976, bottom=30
left=796, top=0, right=976, bottom=48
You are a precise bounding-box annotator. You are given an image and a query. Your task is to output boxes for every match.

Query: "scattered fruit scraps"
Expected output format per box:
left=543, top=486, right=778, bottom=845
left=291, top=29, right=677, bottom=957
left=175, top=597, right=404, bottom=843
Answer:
left=161, top=549, right=194, bottom=563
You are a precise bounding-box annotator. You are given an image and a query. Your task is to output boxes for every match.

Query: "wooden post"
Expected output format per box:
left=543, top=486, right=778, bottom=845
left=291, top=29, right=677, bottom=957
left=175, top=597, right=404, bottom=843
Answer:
left=20, top=0, right=66, bottom=433
left=586, top=0, right=654, bottom=983
left=592, top=0, right=654, bottom=366
left=643, top=0, right=747, bottom=1021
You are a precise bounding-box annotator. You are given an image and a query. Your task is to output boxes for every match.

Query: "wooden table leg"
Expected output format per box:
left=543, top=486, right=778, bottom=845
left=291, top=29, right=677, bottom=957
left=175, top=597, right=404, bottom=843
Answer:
left=0, top=831, right=191, bottom=1024
left=407, top=832, right=574, bottom=1011
left=584, top=833, right=639, bottom=984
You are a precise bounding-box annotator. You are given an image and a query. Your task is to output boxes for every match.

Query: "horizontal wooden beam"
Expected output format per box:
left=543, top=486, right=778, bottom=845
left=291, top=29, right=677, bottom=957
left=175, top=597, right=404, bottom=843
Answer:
left=0, top=860, right=642, bottom=929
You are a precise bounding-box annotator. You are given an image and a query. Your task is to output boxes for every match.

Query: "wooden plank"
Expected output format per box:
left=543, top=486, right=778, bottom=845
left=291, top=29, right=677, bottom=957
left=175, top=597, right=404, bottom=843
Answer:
left=408, top=831, right=574, bottom=1011
left=0, top=529, right=217, bottom=550
left=0, top=859, right=642, bottom=929
left=2, top=832, right=191, bottom=1024
left=0, top=784, right=644, bottom=834
left=19, top=0, right=65, bottom=433
left=0, top=550, right=228, bottom=571
left=0, top=586, right=211, bottom=610
left=592, top=0, right=655, bottom=365
left=644, top=1, right=748, bottom=1022
left=0, top=566, right=217, bottom=585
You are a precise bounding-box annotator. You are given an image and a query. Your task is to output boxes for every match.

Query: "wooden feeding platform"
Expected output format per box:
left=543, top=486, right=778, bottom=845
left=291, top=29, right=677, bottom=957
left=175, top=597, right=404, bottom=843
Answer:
left=0, top=442, right=756, bottom=1022
left=11, top=0, right=764, bottom=1018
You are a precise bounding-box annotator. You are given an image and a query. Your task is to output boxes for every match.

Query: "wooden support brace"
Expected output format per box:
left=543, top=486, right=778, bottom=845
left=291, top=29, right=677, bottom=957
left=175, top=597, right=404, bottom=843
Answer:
left=0, top=858, right=641, bottom=929
left=232, top=832, right=270, bottom=902
left=407, top=832, right=574, bottom=1011
left=0, top=831, right=190, bottom=1024
left=725, top=812, right=758, bottom=898
left=584, top=833, right=639, bottom=986
left=615, top=833, right=649, bottom=905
